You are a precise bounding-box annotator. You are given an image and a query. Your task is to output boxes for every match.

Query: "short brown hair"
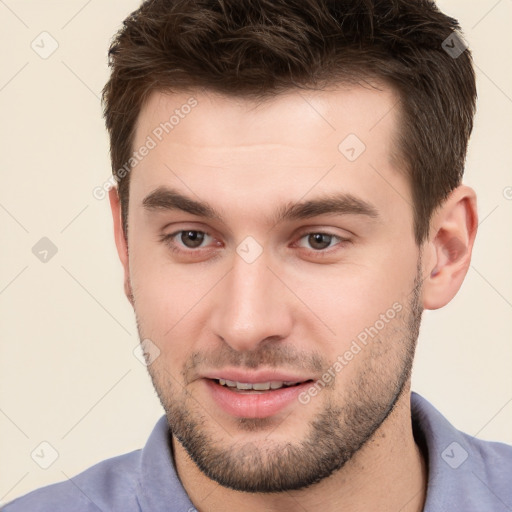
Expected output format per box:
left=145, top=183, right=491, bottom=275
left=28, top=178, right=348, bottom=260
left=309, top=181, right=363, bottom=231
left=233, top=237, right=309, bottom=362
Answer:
left=102, top=0, right=476, bottom=244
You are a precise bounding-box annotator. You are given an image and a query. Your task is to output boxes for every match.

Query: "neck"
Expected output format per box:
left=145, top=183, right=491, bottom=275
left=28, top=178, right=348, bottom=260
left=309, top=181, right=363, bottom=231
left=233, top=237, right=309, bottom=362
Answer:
left=172, top=389, right=427, bottom=512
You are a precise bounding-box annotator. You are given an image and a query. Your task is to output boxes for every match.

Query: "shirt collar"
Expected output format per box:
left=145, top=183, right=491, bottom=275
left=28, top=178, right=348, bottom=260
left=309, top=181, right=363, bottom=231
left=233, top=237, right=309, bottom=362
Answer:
left=410, top=392, right=495, bottom=511
left=137, top=415, right=195, bottom=512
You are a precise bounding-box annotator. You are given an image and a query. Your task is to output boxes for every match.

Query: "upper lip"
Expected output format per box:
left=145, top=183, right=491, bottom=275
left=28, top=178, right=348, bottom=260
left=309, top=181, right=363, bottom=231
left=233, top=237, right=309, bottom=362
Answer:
left=201, top=369, right=314, bottom=383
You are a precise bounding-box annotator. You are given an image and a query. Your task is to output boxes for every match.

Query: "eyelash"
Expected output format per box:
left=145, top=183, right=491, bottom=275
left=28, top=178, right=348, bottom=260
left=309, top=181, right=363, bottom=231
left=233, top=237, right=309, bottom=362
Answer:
left=159, top=231, right=218, bottom=258
left=158, top=229, right=351, bottom=258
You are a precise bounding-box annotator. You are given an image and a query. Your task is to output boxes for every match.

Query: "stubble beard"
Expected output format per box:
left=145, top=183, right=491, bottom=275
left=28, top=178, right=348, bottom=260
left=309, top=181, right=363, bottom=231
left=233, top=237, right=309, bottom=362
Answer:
left=141, top=267, right=424, bottom=493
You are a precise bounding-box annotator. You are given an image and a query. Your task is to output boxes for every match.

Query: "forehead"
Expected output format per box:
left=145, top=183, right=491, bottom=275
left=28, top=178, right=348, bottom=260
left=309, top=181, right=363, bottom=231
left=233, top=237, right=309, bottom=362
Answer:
left=129, top=84, right=409, bottom=229
left=135, top=83, right=400, bottom=152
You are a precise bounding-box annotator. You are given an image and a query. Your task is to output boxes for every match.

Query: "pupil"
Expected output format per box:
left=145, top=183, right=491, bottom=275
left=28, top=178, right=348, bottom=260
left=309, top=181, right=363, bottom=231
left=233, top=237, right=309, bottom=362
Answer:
left=182, top=231, right=204, bottom=248
left=309, top=233, right=331, bottom=250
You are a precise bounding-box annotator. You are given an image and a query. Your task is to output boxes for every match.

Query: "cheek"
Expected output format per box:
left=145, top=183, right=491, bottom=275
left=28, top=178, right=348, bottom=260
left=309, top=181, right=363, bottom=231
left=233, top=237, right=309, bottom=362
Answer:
left=285, top=243, right=418, bottom=347
left=129, top=243, right=223, bottom=362
left=131, top=274, right=198, bottom=377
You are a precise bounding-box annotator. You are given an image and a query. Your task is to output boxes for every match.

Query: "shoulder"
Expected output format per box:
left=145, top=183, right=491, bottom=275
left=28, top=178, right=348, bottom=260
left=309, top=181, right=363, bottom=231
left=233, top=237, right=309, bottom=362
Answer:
left=2, top=450, right=142, bottom=512
left=3, top=416, right=192, bottom=512
left=411, top=392, right=512, bottom=510
left=462, top=430, right=512, bottom=488
left=441, top=429, right=512, bottom=510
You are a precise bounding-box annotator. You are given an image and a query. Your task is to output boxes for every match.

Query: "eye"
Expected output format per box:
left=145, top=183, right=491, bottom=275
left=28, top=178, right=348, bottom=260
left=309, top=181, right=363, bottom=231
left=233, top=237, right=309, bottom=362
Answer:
left=160, top=230, right=214, bottom=251
left=296, top=232, right=348, bottom=251
left=177, top=230, right=209, bottom=248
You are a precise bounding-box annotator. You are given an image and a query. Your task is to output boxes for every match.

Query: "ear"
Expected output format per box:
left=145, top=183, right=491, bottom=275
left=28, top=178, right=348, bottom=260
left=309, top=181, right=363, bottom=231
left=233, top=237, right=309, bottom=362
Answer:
left=421, top=185, right=478, bottom=310
left=108, top=187, right=134, bottom=307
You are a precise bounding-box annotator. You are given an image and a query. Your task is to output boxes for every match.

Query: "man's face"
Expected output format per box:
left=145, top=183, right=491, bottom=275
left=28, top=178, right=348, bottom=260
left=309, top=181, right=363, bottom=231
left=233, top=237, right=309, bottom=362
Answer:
left=124, top=85, right=423, bottom=491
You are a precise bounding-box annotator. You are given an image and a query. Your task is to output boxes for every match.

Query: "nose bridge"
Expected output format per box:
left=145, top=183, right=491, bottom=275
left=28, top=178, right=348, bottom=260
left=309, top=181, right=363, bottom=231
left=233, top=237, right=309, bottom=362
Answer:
left=211, top=252, right=291, bottom=351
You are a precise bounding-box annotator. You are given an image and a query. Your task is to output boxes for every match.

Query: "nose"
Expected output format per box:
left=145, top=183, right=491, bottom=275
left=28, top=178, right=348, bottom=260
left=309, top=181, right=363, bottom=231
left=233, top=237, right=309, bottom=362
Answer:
left=209, top=251, right=293, bottom=352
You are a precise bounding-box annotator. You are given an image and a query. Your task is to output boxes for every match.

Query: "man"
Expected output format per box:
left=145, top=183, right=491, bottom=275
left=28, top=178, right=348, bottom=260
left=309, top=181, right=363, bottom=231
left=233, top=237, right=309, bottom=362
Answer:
left=4, top=0, right=511, bottom=511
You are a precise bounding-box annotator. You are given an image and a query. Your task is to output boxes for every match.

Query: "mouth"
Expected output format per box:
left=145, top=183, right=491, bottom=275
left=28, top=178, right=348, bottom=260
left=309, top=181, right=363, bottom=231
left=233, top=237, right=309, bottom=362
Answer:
left=203, top=374, right=315, bottom=418
left=213, top=378, right=309, bottom=392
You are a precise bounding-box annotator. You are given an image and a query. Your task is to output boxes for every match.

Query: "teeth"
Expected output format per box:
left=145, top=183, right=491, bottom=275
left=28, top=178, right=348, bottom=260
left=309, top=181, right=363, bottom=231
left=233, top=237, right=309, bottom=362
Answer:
left=252, top=382, right=271, bottom=390
left=217, top=380, right=300, bottom=390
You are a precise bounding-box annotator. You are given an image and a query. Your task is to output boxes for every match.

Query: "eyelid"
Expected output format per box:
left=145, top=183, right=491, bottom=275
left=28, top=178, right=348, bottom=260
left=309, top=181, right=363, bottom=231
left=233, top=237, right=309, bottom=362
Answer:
left=159, top=220, right=219, bottom=241
left=160, top=217, right=233, bottom=241
left=293, top=224, right=356, bottom=239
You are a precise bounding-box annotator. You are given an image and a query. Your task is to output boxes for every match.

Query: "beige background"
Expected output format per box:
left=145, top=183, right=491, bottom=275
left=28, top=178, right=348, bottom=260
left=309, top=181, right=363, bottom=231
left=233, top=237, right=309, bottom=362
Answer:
left=0, top=0, right=511, bottom=505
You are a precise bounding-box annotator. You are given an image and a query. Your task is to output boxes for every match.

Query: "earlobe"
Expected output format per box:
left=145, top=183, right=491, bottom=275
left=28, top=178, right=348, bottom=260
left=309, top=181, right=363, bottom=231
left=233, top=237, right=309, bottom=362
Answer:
left=422, top=185, right=478, bottom=310
left=108, top=187, right=134, bottom=307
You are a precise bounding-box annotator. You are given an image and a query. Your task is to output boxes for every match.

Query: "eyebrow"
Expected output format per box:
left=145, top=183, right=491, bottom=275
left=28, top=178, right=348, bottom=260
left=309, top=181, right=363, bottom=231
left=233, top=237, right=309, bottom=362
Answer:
left=142, top=186, right=379, bottom=224
left=142, top=187, right=223, bottom=220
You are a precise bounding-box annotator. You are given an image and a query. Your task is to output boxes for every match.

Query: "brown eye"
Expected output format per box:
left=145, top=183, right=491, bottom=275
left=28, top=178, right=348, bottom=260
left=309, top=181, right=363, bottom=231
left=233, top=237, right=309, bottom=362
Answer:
left=180, top=231, right=206, bottom=248
left=307, top=233, right=334, bottom=250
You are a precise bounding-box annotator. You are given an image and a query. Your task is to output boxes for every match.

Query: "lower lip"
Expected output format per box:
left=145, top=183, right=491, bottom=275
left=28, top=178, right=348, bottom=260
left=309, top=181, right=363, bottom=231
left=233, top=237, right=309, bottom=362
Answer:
left=205, top=379, right=312, bottom=418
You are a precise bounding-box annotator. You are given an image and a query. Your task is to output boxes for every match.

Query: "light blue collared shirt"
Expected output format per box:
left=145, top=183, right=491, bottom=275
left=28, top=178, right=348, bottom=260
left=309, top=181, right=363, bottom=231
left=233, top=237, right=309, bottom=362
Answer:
left=3, top=392, right=512, bottom=511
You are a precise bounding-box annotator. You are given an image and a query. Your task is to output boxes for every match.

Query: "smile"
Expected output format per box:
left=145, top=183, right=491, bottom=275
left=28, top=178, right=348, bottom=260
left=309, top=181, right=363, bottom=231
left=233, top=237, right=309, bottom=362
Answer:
left=205, top=376, right=314, bottom=418
left=216, top=379, right=304, bottom=391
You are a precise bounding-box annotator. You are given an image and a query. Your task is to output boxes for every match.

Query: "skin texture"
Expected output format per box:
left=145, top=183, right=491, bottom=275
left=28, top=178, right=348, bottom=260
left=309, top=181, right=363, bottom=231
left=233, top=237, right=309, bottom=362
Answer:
left=109, top=85, right=478, bottom=512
